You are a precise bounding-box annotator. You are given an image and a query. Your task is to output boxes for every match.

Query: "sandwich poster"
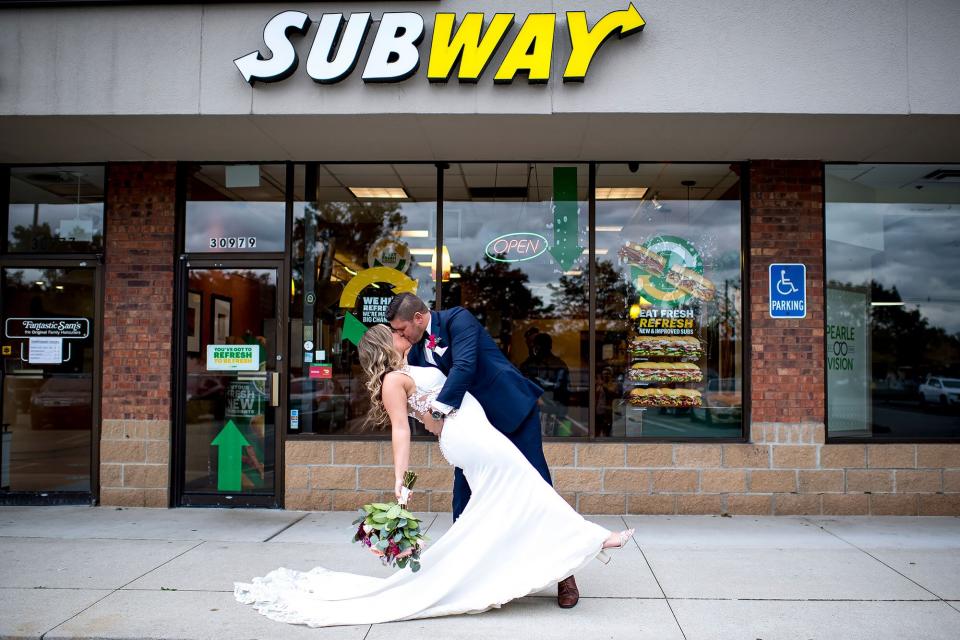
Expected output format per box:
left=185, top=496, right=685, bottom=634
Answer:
left=619, top=235, right=716, bottom=309
left=620, top=234, right=713, bottom=412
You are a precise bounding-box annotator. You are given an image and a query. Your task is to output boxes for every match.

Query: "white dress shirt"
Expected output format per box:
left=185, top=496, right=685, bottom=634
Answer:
left=423, top=316, right=454, bottom=415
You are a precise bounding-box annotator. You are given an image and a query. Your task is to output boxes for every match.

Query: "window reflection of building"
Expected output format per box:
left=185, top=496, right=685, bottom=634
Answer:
left=290, top=164, right=437, bottom=435
left=441, top=164, right=590, bottom=438
left=184, top=164, right=287, bottom=253
left=595, top=163, right=743, bottom=439
left=826, top=164, right=960, bottom=440
left=280, top=162, right=743, bottom=441
left=7, top=167, right=105, bottom=254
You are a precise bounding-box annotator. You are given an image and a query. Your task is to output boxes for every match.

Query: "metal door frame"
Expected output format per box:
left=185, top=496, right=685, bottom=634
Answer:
left=172, top=257, right=287, bottom=508
left=0, top=256, right=103, bottom=505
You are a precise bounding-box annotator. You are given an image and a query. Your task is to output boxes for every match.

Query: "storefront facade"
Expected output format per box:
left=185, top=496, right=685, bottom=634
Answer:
left=1, top=0, right=958, bottom=513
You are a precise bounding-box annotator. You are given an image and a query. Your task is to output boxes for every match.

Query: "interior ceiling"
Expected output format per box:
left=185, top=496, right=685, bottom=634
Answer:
left=2, top=112, right=958, bottom=170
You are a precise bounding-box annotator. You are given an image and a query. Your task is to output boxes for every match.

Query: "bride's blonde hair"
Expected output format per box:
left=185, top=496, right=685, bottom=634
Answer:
left=358, top=324, right=405, bottom=430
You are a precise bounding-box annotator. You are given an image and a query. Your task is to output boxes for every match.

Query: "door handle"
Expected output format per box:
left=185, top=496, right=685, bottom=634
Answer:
left=271, top=371, right=280, bottom=407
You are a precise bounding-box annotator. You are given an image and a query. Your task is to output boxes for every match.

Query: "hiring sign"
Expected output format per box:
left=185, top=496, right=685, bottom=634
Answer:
left=235, top=5, right=645, bottom=86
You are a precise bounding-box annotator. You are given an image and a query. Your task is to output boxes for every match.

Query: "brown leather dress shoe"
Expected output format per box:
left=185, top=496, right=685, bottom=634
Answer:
left=557, top=575, right=579, bottom=608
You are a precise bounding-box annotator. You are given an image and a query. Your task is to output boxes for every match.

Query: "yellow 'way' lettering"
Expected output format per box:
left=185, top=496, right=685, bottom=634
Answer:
left=428, top=13, right=515, bottom=83
left=494, top=13, right=556, bottom=84
left=564, top=4, right=646, bottom=82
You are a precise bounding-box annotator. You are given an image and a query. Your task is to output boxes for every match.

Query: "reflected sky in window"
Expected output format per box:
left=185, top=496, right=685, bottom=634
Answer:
left=827, top=203, right=960, bottom=334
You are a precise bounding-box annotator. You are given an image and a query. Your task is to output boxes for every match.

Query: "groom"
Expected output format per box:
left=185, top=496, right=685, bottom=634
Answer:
left=386, top=293, right=580, bottom=609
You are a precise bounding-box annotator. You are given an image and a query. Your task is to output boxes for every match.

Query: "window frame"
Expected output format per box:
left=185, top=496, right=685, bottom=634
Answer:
left=1, top=162, right=108, bottom=505
left=824, top=161, right=960, bottom=444
left=174, top=160, right=748, bottom=444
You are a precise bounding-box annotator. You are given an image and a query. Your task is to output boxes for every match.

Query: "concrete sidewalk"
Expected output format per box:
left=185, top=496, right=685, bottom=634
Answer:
left=1, top=507, right=958, bottom=639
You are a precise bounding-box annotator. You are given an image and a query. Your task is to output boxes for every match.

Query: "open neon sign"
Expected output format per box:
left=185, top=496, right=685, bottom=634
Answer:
left=485, top=233, right=549, bottom=263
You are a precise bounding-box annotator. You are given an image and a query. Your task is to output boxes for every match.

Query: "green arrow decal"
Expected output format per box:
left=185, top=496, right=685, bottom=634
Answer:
left=549, top=166, right=583, bottom=271
left=342, top=311, right=369, bottom=346
left=211, top=419, right=250, bottom=492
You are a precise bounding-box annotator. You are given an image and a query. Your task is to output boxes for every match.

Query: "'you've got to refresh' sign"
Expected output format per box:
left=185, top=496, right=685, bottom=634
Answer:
left=208, top=345, right=260, bottom=371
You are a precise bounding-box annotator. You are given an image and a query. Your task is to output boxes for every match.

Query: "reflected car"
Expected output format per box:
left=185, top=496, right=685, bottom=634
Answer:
left=691, top=378, right=742, bottom=424
left=918, top=377, right=960, bottom=407
left=30, top=376, right=93, bottom=430
left=288, top=376, right=350, bottom=431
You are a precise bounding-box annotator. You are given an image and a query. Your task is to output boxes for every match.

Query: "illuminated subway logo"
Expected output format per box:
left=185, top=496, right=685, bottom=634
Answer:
left=235, top=5, right=645, bottom=86
left=485, top=233, right=549, bottom=262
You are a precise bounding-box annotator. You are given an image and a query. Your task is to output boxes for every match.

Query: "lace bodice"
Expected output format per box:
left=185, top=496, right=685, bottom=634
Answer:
left=400, top=365, right=447, bottom=418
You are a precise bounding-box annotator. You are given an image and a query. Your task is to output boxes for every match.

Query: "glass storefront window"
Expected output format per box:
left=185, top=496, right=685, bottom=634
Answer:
left=290, top=164, right=438, bottom=434
left=442, top=163, right=590, bottom=438
left=826, top=164, right=960, bottom=440
left=6, top=166, right=105, bottom=253
left=595, top=164, right=743, bottom=438
left=1, top=267, right=96, bottom=491
left=184, top=164, right=286, bottom=252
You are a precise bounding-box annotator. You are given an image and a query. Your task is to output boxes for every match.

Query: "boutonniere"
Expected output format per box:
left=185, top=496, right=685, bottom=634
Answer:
left=426, top=334, right=448, bottom=357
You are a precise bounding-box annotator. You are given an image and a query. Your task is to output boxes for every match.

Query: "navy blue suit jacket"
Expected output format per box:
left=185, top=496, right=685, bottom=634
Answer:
left=406, top=307, right=543, bottom=434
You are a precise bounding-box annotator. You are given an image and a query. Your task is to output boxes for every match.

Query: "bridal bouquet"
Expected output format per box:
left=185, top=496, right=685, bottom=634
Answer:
left=352, top=471, right=426, bottom=572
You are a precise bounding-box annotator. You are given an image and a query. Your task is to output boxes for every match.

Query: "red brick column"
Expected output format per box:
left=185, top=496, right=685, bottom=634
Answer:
left=749, top=160, right=825, bottom=434
left=100, top=163, right=176, bottom=507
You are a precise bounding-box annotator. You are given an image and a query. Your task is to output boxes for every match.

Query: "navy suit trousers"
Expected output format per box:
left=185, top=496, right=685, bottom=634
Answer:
left=451, top=402, right=553, bottom=521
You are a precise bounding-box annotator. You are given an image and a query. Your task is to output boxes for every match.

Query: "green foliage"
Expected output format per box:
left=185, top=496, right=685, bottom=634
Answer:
left=352, top=497, right=427, bottom=571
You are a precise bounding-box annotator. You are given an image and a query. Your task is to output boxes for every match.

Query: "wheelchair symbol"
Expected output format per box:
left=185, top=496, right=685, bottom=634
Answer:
left=776, top=269, right=799, bottom=295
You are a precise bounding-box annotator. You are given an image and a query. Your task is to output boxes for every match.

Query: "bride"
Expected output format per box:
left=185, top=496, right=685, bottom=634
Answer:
left=235, top=324, right=634, bottom=627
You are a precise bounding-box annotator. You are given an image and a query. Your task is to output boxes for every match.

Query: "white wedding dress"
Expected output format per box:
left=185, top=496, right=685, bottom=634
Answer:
left=235, top=364, right=610, bottom=627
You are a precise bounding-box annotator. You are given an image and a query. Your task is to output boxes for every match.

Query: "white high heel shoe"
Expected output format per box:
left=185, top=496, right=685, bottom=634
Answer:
left=596, top=528, right=635, bottom=564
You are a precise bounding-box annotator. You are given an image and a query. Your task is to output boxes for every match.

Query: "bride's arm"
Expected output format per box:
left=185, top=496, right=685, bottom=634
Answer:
left=381, top=373, right=411, bottom=502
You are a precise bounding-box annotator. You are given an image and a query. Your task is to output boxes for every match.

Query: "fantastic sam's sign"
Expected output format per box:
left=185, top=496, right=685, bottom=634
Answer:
left=235, top=5, right=645, bottom=85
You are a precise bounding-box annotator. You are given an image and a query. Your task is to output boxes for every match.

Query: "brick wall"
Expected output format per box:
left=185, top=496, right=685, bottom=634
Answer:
left=749, top=160, right=825, bottom=426
left=100, top=162, right=176, bottom=507
left=286, top=159, right=960, bottom=516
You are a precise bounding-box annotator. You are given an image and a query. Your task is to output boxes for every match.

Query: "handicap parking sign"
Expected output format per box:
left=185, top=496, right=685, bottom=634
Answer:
left=769, top=263, right=806, bottom=318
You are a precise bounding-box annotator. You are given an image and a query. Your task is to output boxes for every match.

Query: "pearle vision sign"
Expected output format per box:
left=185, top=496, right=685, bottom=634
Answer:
left=235, top=4, right=645, bottom=85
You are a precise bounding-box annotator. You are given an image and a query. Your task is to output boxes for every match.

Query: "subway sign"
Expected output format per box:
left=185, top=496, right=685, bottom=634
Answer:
left=235, top=5, right=645, bottom=86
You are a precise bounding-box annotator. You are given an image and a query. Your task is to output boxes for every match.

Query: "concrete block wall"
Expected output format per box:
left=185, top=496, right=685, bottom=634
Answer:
left=286, top=439, right=960, bottom=516
left=99, top=162, right=176, bottom=507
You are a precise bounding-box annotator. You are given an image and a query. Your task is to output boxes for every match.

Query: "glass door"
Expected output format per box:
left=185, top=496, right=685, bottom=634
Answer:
left=177, top=261, right=283, bottom=507
left=1, top=263, right=99, bottom=501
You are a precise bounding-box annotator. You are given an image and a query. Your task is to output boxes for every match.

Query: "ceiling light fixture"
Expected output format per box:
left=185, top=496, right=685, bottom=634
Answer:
left=349, top=187, right=408, bottom=199
left=595, top=187, right=648, bottom=200
left=870, top=301, right=905, bottom=306
left=595, top=226, right=623, bottom=233
left=682, top=180, right=696, bottom=224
